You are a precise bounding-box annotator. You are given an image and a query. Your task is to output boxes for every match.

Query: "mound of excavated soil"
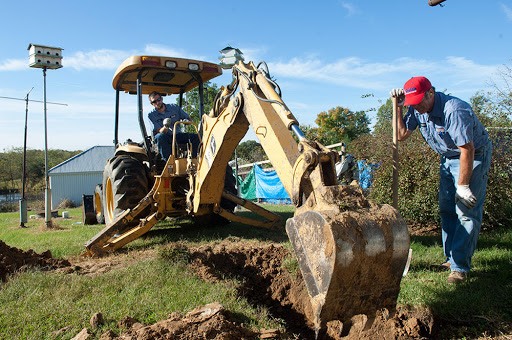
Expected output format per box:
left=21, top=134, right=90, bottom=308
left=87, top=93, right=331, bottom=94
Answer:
left=91, top=302, right=259, bottom=340
left=0, top=240, right=71, bottom=282
left=65, top=240, right=434, bottom=339
left=186, top=240, right=434, bottom=339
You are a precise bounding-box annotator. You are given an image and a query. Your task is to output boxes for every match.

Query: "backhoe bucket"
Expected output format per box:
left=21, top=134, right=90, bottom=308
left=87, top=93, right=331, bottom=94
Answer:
left=285, top=185, right=410, bottom=332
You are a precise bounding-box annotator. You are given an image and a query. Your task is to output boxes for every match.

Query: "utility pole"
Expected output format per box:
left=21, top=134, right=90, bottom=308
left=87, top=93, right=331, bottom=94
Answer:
left=0, top=92, right=66, bottom=227
left=20, top=87, right=33, bottom=227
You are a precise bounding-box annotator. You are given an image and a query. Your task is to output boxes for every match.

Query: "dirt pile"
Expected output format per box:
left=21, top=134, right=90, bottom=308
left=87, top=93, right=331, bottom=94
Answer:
left=0, top=240, right=71, bottom=282
left=79, top=303, right=259, bottom=340
left=186, top=240, right=434, bottom=339
left=189, top=240, right=315, bottom=337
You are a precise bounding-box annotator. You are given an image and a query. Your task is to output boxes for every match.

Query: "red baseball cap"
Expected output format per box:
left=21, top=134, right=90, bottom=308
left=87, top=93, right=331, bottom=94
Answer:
left=403, top=77, right=432, bottom=106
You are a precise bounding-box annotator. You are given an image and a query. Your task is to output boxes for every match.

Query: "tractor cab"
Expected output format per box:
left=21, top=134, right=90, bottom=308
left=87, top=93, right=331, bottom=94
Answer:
left=111, top=55, right=223, bottom=172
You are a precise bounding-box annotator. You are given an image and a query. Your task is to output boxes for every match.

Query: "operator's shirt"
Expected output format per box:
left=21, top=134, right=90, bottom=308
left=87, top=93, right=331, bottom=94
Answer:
left=148, top=103, right=191, bottom=136
left=403, top=92, right=489, bottom=158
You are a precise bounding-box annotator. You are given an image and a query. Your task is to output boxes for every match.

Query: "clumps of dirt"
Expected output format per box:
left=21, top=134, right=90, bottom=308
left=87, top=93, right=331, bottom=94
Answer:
left=0, top=240, right=71, bottom=282
left=325, top=305, right=434, bottom=340
left=69, top=249, right=156, bottom=276
left=185, top=240, right=435, bottom=339
left=74, top=303, right=260, bottom=340
left=408, top=223, right=441, bottom=236
left=43, top=239, right=434, bottom=339
left=188, top=240, right=315, bottom=338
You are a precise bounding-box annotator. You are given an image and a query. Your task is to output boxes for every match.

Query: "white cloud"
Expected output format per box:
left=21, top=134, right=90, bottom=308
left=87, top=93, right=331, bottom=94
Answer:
left=501, top=3, right=512, bottom=21
left=268, top=56, right=499, bottom=92
left=341, top=2, right=357, bottom=16
left=237, top=46, right=267, bottom=64
left=64, top=49, right=132, bottom=71
left=0, top=59, right=29, bottom=71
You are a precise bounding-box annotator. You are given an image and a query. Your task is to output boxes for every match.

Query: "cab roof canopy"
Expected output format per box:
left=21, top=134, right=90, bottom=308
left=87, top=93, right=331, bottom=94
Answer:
left=112, top=55, right=223, bottom=95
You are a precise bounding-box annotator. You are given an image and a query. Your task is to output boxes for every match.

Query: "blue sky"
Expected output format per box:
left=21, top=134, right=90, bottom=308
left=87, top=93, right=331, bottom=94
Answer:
left=0, top=0, right=511, bottom=151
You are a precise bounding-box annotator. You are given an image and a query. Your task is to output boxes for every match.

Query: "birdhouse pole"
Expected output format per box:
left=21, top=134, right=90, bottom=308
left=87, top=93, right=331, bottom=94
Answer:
left=28, top=43, right=63, bottom=228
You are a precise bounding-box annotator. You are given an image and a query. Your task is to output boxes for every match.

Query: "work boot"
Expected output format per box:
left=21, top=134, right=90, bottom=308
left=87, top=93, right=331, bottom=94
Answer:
left=429, top=262, right=451, bottom=271
left=447, top=271, right=466, bottom=284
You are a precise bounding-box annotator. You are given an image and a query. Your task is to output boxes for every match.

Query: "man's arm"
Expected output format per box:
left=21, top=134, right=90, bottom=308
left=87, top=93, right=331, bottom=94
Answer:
left=148, top=111, right=166, bottom=135
left=396, top=105, right=413, bottom=141
left=455, top=141, right=477, bottom=208
left=157, top=126, right=168, bottom=134
left=390, top=89, right=414, bottom=141
left=457, top=141, right=475, bottom=185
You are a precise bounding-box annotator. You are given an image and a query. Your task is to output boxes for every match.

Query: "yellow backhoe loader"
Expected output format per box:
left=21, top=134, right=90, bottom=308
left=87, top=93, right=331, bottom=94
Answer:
left=85, top=54, right=410, bottom=333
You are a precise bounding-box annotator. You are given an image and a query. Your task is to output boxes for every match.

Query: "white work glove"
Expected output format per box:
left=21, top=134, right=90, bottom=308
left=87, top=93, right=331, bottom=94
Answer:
left=455, top=184, right=477, bottom=209
left=389, top=88, right=405, bottom=107
left=163, top=118, right=172, bottom=127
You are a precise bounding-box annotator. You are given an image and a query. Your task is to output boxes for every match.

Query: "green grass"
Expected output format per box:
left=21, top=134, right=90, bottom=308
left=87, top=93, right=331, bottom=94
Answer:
left=400, top=231, right=512, bottom=338
left=1, top=206, right=511, bottom=339
left=0, top=208, right=102, bottom=257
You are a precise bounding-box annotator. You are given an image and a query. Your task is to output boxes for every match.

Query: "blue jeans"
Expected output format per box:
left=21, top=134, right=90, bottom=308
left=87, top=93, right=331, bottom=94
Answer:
left=154, top=132, right=200, bottom=161
left=439, top=142, right=492, bottom=273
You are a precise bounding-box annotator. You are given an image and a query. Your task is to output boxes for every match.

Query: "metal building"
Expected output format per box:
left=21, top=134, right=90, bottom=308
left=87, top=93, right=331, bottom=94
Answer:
left=48, top=146, right=114, bottom=209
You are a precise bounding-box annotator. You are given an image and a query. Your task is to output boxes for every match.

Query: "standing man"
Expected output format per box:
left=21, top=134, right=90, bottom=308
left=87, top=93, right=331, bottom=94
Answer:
left=148, top=91, right=200, bottom=161
left=390, top=76, right=492, bottom=283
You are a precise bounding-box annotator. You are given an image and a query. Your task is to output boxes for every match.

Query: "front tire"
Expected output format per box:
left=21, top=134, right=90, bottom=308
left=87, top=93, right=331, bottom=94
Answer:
left=103, top=155, right=150, bottom=226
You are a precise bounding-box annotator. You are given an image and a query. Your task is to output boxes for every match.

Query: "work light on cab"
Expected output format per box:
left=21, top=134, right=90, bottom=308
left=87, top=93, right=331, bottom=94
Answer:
left=165, top=60, right=177, bottom=69
left=188, top=63, right=199, bottom=71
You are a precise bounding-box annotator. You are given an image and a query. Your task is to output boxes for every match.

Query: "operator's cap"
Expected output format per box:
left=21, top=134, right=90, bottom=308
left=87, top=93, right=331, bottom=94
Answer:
left=403, top=77, right=432, bottom=106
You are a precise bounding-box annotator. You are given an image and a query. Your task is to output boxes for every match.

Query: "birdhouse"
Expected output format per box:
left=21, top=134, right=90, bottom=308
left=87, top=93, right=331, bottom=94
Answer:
left=218, top=47, right=244, bottom=69
left=28, top=43, right=63, bottom=69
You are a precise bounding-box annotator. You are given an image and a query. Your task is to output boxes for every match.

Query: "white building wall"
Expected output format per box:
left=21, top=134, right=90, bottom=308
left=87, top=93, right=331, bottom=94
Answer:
left=49, top=172, right=102, bottom=209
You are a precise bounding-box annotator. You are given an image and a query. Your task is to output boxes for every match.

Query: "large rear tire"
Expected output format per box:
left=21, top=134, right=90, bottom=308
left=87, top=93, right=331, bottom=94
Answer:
left=93, top=184, right=105, bottom=224
left=103, top=155, right=150, bottom=226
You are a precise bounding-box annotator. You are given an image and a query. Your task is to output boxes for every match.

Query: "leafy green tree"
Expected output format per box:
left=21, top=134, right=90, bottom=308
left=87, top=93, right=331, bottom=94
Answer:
left=0, top=148, right=81, bottom=192
left=314, top=106, right=370, bottom=145
left=234, top=140, right=267, bottom=164
left=471, top=91, right=512, bottom=128
left=490, top=60, right=512, bottom=118
left=177, top=81, right=220, bottom=125
left=373, top=98, right=393, bottom=136
left=298, top=124, right=319, bottom=142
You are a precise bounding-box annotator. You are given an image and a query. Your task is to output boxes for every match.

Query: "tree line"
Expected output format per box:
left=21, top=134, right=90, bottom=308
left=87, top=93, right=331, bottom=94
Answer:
left=0, top=148, right=81, bottom=193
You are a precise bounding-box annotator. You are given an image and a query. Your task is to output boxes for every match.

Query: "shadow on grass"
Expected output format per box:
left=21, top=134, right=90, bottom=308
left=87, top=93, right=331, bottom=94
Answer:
left=408, top=231, right=512, bottom=338
left=430, top=256, right=512, bottom=339
left=126, top=208, right=295, bottom=251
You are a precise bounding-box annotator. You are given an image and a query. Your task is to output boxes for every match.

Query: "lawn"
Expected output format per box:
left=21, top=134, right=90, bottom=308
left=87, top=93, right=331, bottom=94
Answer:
left=0, top=206, right=511, bottom=339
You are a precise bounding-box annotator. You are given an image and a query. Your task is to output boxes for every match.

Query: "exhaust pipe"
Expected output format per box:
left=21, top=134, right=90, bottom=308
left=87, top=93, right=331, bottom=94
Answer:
left=428, top=0, right=446, bottom=6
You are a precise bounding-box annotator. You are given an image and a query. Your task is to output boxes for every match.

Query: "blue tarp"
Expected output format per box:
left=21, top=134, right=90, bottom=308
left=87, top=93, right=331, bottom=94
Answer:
left=254, top=165, right=291, bottom=204
left=358, top=160, right=379, bottom=190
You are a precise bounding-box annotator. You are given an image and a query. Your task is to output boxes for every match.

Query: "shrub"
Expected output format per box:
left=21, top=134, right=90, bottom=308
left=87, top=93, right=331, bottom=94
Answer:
left=0, top=203, right=17, bottom=213
left=350, top=129, right=512, bottom=228
left=57, top=199, right=76, bottom=209
left=351, top=133, right=440, bottom=226
left=484, top=129, right=512, bottom=228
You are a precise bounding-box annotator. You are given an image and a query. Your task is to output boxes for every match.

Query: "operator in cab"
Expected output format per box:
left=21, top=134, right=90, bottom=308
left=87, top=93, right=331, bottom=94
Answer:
left=147, top=91, right=200, bottom=161
left=390, top=77, right=492, bottom=284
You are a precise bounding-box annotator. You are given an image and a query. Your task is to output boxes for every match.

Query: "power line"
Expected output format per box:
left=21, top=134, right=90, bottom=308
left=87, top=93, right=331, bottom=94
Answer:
left=0, top=95, right=67, bottom=106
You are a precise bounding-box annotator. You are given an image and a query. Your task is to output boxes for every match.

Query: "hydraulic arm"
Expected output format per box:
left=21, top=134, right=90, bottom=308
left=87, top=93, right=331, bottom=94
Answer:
left=192, top=61, right=410, bottom=333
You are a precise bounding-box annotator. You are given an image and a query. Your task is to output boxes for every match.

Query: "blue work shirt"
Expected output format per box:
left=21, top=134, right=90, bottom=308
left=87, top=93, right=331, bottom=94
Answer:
left=403, top=92, right=489, bottom=158
left=148, top=104, right=191, bottom=136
